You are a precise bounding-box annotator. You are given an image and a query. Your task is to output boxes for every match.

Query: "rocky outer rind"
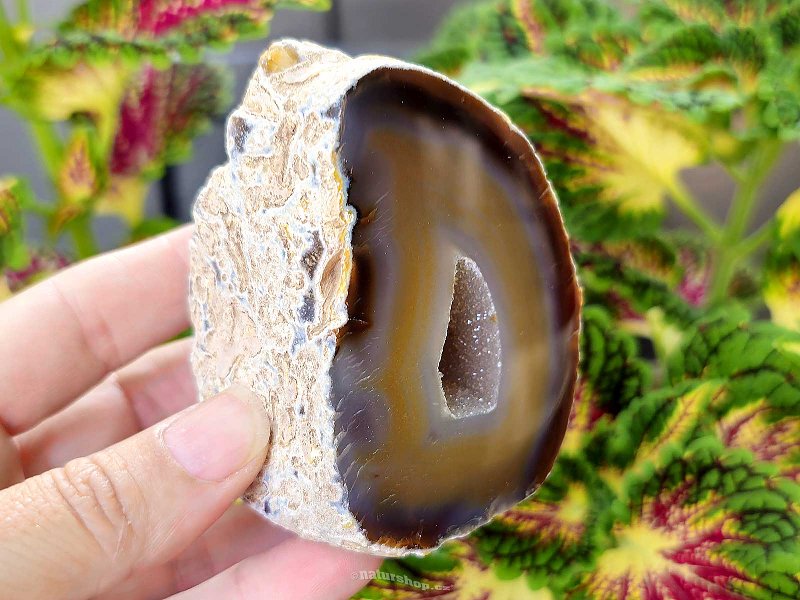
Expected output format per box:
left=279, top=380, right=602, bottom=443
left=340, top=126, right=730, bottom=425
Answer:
left=190, top=39, right=576, bottom=556
left=190, top=40, right=418, bottom=556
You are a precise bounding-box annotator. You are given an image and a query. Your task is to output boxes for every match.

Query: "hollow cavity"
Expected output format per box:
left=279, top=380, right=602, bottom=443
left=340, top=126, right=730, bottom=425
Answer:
left=438, top=256, right=501, bottom=419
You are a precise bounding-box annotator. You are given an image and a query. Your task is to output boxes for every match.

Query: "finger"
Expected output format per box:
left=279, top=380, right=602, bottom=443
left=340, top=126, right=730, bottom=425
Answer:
left=0, top=226, right=191, bottom=435
left=0, top=423, right=22, bottom=489
left=0, top=385, right=270, bottom=600
left=170, top=538, right=383, bottom=600
left=100, top=503, right=294, bottom=600
left=17, top=338, right=195, bottom=477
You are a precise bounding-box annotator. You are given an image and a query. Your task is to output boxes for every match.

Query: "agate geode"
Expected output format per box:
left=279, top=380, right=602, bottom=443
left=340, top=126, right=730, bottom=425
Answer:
left=189, top=40, right=581, bottom=556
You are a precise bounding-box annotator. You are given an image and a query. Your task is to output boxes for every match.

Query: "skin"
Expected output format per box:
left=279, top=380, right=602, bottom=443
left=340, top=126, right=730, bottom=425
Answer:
left=0, top=226, right=380, bottom=600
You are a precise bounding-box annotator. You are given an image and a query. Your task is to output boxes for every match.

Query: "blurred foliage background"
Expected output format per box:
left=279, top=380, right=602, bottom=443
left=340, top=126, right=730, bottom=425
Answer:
left=0, top=0, right=339, bottom=295
left=355, top=2, right=800, bottom=599
left=0, top=0, right=460, bottom=293
left=2, top=1, right=800, bottom=599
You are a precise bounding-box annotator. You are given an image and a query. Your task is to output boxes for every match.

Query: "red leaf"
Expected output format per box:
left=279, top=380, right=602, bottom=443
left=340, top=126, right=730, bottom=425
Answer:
left=110, top=62, right=225, bottom=177
left=136, top=0, right=266, bottom=36
left=61, top=0, right=326, bottom=42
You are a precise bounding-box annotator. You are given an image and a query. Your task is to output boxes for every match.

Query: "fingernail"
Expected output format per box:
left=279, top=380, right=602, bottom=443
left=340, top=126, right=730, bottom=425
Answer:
left=164, top=386, right=269, bottom=481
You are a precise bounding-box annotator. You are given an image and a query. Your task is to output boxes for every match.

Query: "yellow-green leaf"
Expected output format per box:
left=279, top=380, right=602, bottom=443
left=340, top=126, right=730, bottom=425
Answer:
left=776, top=187, right=800, bottom=241
left=0, top=177, right=32, bottom=271
left=31, top=62, right=130, bottom=150
left=0, top=177, right=22, bottom=237
left=765, top=264, right=800, bottom=332
left=95, top=175, right=148, bottom=226
left=525, top=88, right=705, bottom=218
left=765, top=188, right=800, bottom=331
left=57, top=128, right=99, bottom=205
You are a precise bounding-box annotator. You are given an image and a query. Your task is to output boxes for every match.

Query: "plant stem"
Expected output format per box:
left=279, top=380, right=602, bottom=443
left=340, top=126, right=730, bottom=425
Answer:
left=69, top=215, right=98, bottom=259
left=667, top=179, right=723, bottom=242
left=28, top=121, right=63, bottom=183
left=735, top=220, right=774, bottom=259
left=15, top=0, right=29, bottom=25
left=0, top=1, right=17, bottom=59
left=708, top=140, right=783, bottom=304
left=25, top=199, right=55, bottom=218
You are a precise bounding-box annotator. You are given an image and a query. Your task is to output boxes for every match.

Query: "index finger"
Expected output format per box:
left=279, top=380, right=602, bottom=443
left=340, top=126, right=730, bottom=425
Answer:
left=0, top=226, right=192, bottom=434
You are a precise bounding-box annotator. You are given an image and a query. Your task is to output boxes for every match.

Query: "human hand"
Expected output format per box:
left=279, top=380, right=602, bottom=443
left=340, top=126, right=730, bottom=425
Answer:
left=0, top=227, right=380, bottom=599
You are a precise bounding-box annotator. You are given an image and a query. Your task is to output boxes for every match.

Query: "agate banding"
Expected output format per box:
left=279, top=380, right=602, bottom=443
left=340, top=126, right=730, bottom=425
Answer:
left=189, top=40, right=581, bottom=556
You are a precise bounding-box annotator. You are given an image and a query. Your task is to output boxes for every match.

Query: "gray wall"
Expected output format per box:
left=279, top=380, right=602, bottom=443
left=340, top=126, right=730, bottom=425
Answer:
left=2, top=0, right=798, bottom=250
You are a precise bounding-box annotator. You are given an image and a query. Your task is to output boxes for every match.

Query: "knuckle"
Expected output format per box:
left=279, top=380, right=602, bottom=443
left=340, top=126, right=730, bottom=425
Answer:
left=230, top=560, right=261, bottom=600
left=170, top=537, right=215, bottom=593
left=44, top=451, right=145, bottom=560
left=47, top=276, right=123, bottom=373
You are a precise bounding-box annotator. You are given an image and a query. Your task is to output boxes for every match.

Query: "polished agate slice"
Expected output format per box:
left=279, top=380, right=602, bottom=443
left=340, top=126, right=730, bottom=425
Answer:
left=189, top=40, right=581, bottom=556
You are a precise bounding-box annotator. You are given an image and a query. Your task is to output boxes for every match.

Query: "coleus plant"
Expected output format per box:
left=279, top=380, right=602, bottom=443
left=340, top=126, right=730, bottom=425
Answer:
left=355, top=1, right=800, bottom=599
left=2, top=1, right=799, bottom=598
left=0, top=0, right=328, bottom=290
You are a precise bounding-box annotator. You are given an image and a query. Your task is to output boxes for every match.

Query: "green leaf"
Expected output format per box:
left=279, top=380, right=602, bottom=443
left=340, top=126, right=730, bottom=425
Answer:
left=19, top=32, right=169, bottom=73
left=634, top=0, right=800, bottom=139
left=571, top=438, right=800, bottom=599
left=576, top=250, right=699, bottom=327
left=508, top=0, right=636, bottom=69
left=417, top=0, right=634, bottom=75
left=415, top=0, right=528, bottom=74
left=578, top=307, right=650, bottom=417
left=627, top=21, right=767, bottom=86
left=59, top=0, right=329, bottom=55
left=641, top=0, right=788, bottom=31
left=580, top=234, right=713, bottom=300
left=369, top=4, right=800, bottom=598
left=628, top=22, right=724, bottom=77
left=472, top=455, right=617, bottom=595
left=770, top=2, right=800, bottom=50
left=670, top=311, right=800, bottom=419
left=755, top=56, right=800, bottom=140
left=716, top=399, right=800, bottom=483
left=460, top=56, right=735, bottom=241
left=589, top=381, right=719, bottom=473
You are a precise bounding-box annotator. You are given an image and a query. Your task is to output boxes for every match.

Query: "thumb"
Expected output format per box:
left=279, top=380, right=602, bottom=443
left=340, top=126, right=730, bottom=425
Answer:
left=0, top=385, right=270, bottom=600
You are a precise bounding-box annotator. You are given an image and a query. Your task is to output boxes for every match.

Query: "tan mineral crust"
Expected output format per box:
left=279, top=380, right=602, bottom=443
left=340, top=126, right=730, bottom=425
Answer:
left=189, top=39, right=581, bottom=557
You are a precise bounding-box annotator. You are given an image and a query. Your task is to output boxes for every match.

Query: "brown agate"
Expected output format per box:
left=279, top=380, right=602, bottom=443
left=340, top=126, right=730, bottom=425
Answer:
left=189, top=40, right=581, bottom=556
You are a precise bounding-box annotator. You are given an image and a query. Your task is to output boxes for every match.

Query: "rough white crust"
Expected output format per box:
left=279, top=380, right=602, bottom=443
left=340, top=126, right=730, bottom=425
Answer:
left=189, top=39, right=546, bottom=556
